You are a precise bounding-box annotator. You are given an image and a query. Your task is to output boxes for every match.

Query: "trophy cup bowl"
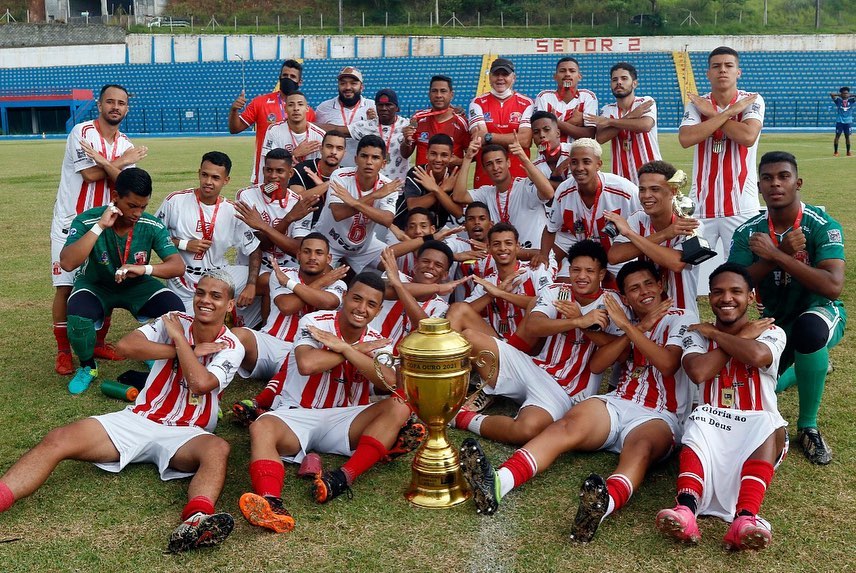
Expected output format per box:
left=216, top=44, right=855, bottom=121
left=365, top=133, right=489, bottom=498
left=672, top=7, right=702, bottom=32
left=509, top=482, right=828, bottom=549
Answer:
left=670, top=170, right=717, bottom=265
left=374, top=318, right=495, bottom=508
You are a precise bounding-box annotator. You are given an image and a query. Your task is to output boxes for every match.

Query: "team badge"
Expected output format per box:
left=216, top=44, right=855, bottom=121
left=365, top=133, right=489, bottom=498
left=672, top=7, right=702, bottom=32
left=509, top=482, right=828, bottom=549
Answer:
left=100, top=252, right=109, bottom=264
left=573, top=218, right=586, bottom=235
left=68, top=228, right=77, bottom=237
left=510, top=112, right=522, bottom=123
left=267, top=113, right=276, bottom=122
left=483, top=112, right=492, bottom=123
left=828, top=229, right=843, bottom=243
left=134, top=251, right=147, bottom=264
left=419, top=131, right=429, bottom=142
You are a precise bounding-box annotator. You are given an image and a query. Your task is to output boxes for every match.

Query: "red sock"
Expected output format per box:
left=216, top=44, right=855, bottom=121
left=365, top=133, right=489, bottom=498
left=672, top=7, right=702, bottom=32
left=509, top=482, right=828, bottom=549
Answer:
left=736, top=459, right=775, bottom=516
left=453, top=410, right=478, bottom=430
left=254, top=385, right=278, bottom=410
left=181, top=495, right=214, bottom=520
left=249, top=459, right=285, bottom=498
left=95, top=315, right=111, bottom=347
left=506, top=333, right=532, bottom=353
left=0, top=481, right=15, bottom=513
left=341, top=435, right=387, bottom=484
left=606, top=474, right=633, bottom=513
left=499, top=448, right=537, bottom=488
left=53, top=322, right=70, bottom=353
left=676, top=446, right=705, bottom=499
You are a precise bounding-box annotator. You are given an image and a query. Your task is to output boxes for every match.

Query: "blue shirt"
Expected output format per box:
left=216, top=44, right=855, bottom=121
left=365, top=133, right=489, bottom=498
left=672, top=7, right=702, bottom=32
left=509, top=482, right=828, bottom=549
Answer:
left=834, top=96, right=855, bottom=124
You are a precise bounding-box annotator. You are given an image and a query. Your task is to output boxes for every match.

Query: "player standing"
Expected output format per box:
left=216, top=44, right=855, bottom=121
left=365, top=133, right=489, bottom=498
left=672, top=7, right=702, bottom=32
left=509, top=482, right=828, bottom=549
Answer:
left=315, top=67, right=376, bottom=167
left=728, top=151, right=846, bottom=465
left=401, top=75, right=470, bottom=167
left=534, top=57, right=598, bottom=144
left=400, top=134, right=463, bottom=229
left=587, top=62, right=661, bottom=186
left=288, top=130, right=348, bottom=230
left=678, top=46, right=764, bottom=256
left=829, top=87, right=854, bottom=156
left=468, top=58, right=534, bottom=188
left=259, top=92, right=325, bottom=176
left=347, top=89, right=412, bottom=184
left=51, top=84, right=146, bottom=375
left=656, top=263, right=787, bottom=551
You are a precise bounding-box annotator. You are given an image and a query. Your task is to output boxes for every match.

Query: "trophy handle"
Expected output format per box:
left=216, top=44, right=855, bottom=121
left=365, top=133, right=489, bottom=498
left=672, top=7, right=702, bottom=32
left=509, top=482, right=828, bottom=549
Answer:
left=373, top=351, right=403, bottom=397
left=469, top=350, right=498, bottom=394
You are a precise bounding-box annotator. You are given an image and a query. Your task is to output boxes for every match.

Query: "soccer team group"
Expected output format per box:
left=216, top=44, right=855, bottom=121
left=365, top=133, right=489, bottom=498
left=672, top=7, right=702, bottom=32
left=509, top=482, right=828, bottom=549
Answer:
left=0, top=45, right=846, bottom=554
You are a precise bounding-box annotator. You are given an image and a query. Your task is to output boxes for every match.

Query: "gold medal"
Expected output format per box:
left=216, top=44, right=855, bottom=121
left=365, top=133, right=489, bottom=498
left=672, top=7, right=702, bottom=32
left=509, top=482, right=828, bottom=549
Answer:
left=623, top=138, right=631, bottom=152
left=721, top=387, right=734, bottom=407
left=188, top=393, right=200, bottom=406
left=631, top=366, right=646, bottom=379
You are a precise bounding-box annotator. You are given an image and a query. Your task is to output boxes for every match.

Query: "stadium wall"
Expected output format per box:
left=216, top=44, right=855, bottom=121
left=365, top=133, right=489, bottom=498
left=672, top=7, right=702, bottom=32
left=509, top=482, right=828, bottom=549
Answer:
left=1, top=33, right=854, bottom=69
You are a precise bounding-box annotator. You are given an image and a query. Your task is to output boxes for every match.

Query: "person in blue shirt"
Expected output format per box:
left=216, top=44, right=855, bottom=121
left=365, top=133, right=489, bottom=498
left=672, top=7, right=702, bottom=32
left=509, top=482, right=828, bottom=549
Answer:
left=830, top=87, right=855, bottom=156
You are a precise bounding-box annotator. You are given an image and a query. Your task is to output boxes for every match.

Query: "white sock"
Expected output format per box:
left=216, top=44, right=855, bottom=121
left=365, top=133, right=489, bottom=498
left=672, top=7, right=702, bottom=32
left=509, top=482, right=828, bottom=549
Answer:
left=497, top=467, right=515, bottom=498
left=468, top=414, right=486, bottom=434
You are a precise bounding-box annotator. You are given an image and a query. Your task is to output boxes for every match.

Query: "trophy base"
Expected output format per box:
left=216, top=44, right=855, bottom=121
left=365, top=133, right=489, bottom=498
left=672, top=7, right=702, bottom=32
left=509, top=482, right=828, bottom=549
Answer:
left=680, top=236, right=717, bottom=266
left=405, top=433, right=471, bottom=509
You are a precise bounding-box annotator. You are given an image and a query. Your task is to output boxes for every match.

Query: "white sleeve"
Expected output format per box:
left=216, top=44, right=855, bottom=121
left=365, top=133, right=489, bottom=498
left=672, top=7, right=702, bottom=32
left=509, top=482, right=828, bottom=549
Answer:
left=207, top=336, right=245, bottom=389
left=140, top=316, right=169, bottom=343
left=324, top=281, right=348, bottom=306
left=327, top=172, right=347, bottom=206
left=583, top=94, right=599, bottom=117
left=468, top=100, right=486, bottom=131
left=348, top=120, right=370, bottom=139
left=643, top=98, right=658, bottom=125
left=533, top=93, right=547, bottom=113
left=742, top=93, right=765, bottom=125
left=294, top=314, right=324, bottom=349
left=519, top=103, right=533, bottom=129
left=154, top=197, right=172, bottom=227
left=234, top=219, right=262, bottom=256
left=757, top=326, right=786, bottom=376
left=680, top=100, right=701, bottom=128
left=464, top=282, right=487, bottom=303
left=469, top=186, right=492, bottom=205
left=71, top=124, right=98, bottom=172
left=681, top=328, right=707, bottom=360
left=666, top=312, right=697, bottom=349
left=532, top=287, right=558, bottom=319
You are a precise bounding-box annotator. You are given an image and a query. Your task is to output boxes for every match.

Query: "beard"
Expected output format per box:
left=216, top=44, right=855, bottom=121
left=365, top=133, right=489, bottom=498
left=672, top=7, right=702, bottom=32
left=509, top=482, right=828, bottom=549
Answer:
left=101, top=114, right=124, bottom=126
left=612, top=87, right=633, bottom=99
left=339, top=91, right=362, bottom=107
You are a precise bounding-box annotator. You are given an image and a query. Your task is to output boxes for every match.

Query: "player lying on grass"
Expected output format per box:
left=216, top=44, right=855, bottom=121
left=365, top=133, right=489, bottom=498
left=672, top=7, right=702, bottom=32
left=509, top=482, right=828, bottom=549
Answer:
left=238, top=272, right=425, bottom=533
left=0, top=271, right=243, bottom=553
left=656, top=263, right=788, bottom=551
left=461, top=260, right=693, bottom=545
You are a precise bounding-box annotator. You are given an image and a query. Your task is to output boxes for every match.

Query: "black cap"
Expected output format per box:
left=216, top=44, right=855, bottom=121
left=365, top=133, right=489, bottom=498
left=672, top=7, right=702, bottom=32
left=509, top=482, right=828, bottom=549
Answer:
left=490, top=58, right=515, bottom=74
left=374, top=88, right=399, bottom=109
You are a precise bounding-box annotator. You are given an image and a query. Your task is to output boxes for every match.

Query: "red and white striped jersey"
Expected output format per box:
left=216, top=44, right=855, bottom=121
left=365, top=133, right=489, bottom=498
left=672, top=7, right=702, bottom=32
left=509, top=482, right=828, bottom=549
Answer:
left=468, top=91, right=534, bottom=187
left=533, top=141, right=572, bottom=181
left=262, top=267, right=347, bottom=342
left=131, top=313, right=243, bottom=432
left=269, top=310, right=391, bottom=409
left=548, top=172, right=640, bottom=272
left=465, top=261, right=552, bottom=338
left=680, top=91, right=765, bottom=218
left=682, top=324, right=786, bottom=414
left=470, top=177, right=549, bottom=250
left=53, top=120, right=135, bottom=231
left=612, top=309, right=694, bottom=419
left=532, top=286, right=625, bottom=398
left=155, top=189, right=260, bottom=294
left=534, top=88, right=599, bottom=143
left=370, top=273, right=448, bottom=350
left=313, top=167, right=394, bottom=253
left=612, top=209, right=702, bottom=316
left=260, top=121, right=326, bottom=177
left=600, top=96, right=661, bottom=185
left=234, top=184, right=311, bottom=270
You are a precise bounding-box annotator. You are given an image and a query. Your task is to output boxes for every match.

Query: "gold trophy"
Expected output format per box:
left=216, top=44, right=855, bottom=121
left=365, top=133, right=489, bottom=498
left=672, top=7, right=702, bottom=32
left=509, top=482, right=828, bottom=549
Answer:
left=374, top=318, right=496, bottom=508
left=670, top=169, right=717, bottom=265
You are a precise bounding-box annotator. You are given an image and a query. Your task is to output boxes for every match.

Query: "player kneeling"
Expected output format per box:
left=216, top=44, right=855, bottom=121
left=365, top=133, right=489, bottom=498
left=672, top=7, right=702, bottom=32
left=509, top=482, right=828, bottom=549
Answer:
left=461, top=260, right=694, bottom=544
left=238, top=272, right=425, bottom=533
left=656, top=263, right=787, bottom=551
left=0, top=271, right=244, bottom=553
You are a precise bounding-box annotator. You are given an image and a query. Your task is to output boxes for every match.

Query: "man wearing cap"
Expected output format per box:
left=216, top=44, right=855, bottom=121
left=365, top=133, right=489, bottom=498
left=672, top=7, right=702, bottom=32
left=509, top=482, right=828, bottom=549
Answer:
left=468, top=58, right=534, bottom=188
left=345, top=89, right=411, bottom=184
left=315, top=67, right=376, bottom=167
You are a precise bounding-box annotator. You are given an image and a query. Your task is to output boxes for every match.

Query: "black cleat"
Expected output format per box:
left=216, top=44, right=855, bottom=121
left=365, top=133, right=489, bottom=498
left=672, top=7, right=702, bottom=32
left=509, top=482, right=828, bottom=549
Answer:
left=167, top=512, right=234, bottom=553
left=313, top=468, right=352, bottom=504
left=797, top=428, right=832, bottom=465
left=384, top=414, right=427, bottom=462
left=459, top=438, right=500, bottom=516
left=569, top=473, right=608, bottom=543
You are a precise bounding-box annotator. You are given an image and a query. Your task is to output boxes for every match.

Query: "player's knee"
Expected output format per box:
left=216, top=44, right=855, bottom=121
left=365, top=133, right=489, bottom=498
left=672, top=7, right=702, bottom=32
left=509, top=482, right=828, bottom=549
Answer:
left=39, top=426, right=77, bottom=457
left=792, top=313, right=829, bottom=355
left=249, top=415, right=279, bottom=443
left=207, top=436, right=231, bottom=461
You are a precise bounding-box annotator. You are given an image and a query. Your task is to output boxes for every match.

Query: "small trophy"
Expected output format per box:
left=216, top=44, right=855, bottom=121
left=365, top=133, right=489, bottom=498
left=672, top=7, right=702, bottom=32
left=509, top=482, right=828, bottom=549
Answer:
left=670, top=170, right=717, bottom=265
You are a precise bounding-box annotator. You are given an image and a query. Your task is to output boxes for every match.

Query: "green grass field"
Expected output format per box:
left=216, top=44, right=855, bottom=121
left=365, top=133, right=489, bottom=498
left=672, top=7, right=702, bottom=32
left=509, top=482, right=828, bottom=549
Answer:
left=0, top=133, right=854, bottom=573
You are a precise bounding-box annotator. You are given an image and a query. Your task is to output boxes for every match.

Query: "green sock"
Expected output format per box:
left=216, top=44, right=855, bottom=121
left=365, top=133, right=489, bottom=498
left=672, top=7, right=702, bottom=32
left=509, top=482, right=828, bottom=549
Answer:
left=776, top=366, right=798, bottom=392
left=794, top=346, right=829, bottom=430
left=67, top=315, right=96, bottom=364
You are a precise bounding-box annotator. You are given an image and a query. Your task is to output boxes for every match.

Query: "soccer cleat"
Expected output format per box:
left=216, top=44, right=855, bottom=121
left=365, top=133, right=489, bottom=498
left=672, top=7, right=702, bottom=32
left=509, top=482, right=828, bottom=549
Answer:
left=655, top=505, right=701, bottom=544
left=231, top=399, right=268, bottom=427
left=55, top=351, right=74, bottom=376
left=68, top=365, right=97, bottom=395
left=848, top=151, right=853, bottom=157
left=833, top=152, right=840, bottom=157
left=93, top=343, right=124, bottom=361
left=384, top=415, right=427, bottom=462
left=459, top=438, right=501, bottom=516
left=461, top=388, right=495, bottom=413
left=723, top=514, right=772, bottom=551
left=297, top=453, right=323, bottom=478
left=312, top=469, right=351, bottom=504
left=569, top=473, right=609, bottom=543
left=797, top=427, right=832, bottom=465
left=239, top=493, right=295, bottom=533
left=167, top=511, right=234, bottom=553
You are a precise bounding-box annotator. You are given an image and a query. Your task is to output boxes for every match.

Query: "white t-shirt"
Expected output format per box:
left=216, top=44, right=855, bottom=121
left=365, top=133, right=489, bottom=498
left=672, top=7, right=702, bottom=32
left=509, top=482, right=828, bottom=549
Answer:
left=348, top=116, right=411, bottom=183
left=314, top=96, right=376, bottom=167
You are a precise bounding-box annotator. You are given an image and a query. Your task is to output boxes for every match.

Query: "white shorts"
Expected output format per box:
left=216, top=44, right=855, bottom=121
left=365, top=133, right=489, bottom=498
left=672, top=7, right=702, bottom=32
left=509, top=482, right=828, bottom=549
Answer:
left=237, top=329, right=292, bottom=380
left=91, top=408, right=209, bottom=480
left=50, top=222, right=76, bottom=287
left=592, top=393, right=680, bottom=455
left=329, top=236, right=386, bottom=273
left=258, top=404, right=371, bottom=464
left=169, top=265, right=262, bottom=328
left=681, top=404, right=787, bottom=522
left=484, top=339, right=575, bottom=421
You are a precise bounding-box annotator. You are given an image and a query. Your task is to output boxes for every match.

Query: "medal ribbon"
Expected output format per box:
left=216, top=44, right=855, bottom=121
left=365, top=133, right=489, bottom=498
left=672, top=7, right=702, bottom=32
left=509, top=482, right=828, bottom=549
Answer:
left=709, top=92, right=740, bottom=143
left=495, top=187, right=512, bottom=223
left=767, top=204, right=803, bottom=247
left=378, top=121, right=395, bottom=154
left=93, top=119, right=121, bottom=194
left=115, top=225, right=135, bottom=268
left=195, top=191, right=222, bottom=242
left=339, top=101, right=360, bottom=128
left=582, top=176, right=604, bottom=237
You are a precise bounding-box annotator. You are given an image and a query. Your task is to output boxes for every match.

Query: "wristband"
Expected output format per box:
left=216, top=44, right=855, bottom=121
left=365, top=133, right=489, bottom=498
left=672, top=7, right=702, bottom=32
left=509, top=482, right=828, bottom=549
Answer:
left=286, top=278, right=299, bottom=291
left=89, top=225, right=104, bottom=237
left=144, top=264, right=154, bottom=276
left=178, top=239, right=189, bottom=251
left=484, top=132, right=494, bottom=144
left=423, top=233, right=435, bottom=243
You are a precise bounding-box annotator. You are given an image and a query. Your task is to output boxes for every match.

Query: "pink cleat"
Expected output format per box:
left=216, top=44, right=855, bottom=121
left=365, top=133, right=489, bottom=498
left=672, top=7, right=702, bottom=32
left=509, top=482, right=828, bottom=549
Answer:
left=655, top=505, right=701, bottom=544
left=723, top=514, right=772, bottom=551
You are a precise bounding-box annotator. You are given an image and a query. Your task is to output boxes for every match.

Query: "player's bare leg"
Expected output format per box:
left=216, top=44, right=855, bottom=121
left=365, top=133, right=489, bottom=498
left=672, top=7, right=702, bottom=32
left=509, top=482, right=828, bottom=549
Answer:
left=52, top=285, right=73, bottom=374
left=447, top=302, right=500, bottom=338
left=256, top=272, right=272, bottom=325
left=314, top=398, right=416, bottom=504
left=570, top=419, right=672, bottom=543
left=167, top=434, right=235, bottom=552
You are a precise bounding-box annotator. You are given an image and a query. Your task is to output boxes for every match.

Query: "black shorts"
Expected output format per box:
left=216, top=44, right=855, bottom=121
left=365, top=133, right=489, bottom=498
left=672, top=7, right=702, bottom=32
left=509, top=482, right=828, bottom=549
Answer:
left=835, top=122, right=851, bottom=136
